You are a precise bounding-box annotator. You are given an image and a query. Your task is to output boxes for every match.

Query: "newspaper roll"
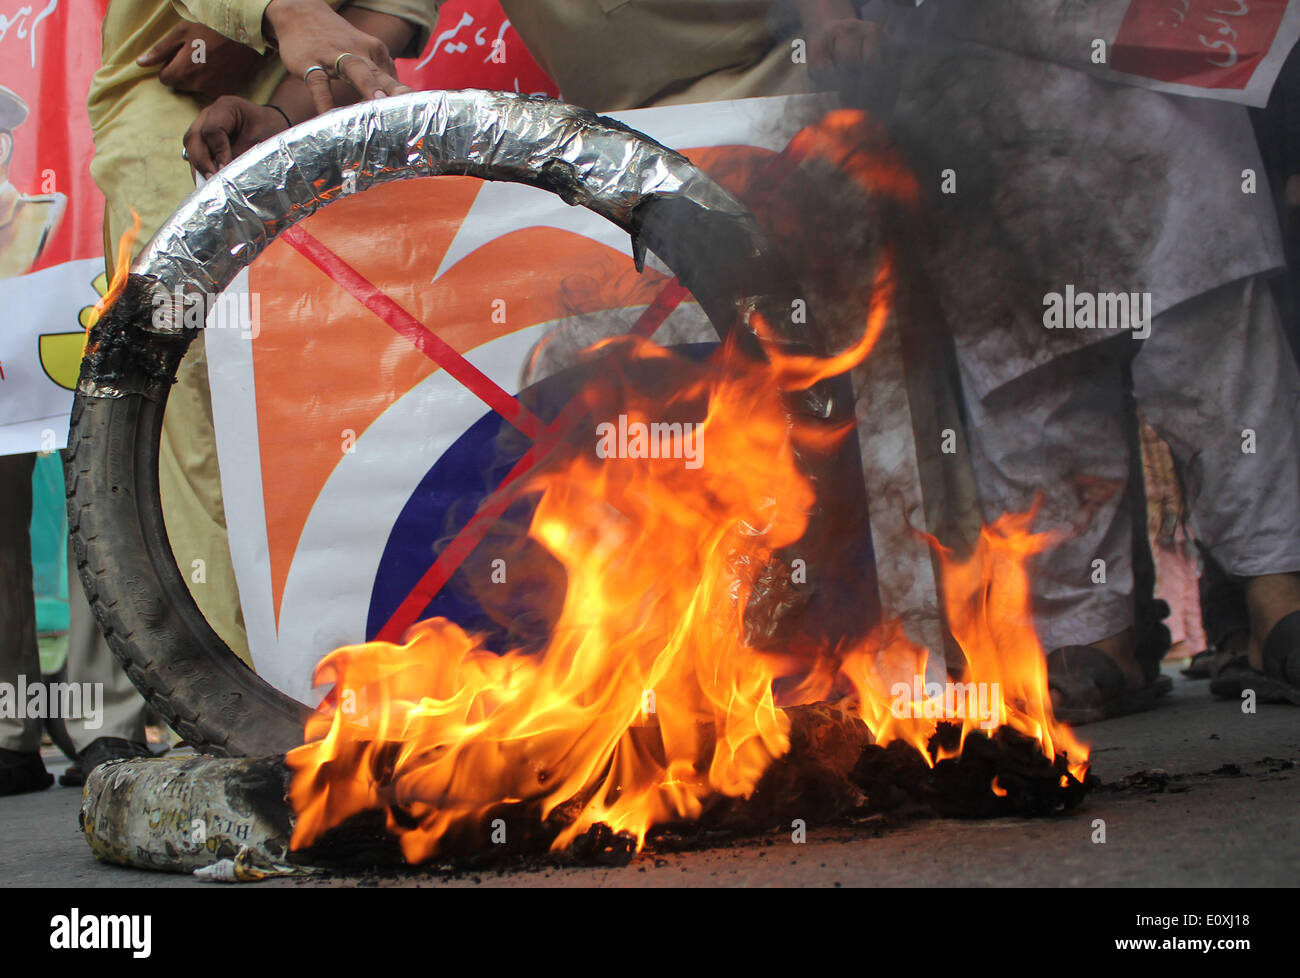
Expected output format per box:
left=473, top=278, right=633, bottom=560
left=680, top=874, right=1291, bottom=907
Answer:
left=80, top=755, right=308, bottom=880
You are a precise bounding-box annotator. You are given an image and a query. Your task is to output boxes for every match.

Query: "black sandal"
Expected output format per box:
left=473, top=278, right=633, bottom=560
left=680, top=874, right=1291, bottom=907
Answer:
left=1210, top=611, right=1300, bottom=704
left=1182, top=646, right=1237, bottom=680
left=1047, top=645, right=1173, bottom=725
left=1262, top=610, right=1300, bottom=687
left=1182, top=628, right=1248, bottom=680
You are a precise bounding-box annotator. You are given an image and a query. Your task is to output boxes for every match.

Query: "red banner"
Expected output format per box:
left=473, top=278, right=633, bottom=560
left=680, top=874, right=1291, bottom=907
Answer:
left=1113, top=0, right=1290, bottom=91
left=2, top=0, right=108, bottom=275
left=399, top=0, right=557, bottom=96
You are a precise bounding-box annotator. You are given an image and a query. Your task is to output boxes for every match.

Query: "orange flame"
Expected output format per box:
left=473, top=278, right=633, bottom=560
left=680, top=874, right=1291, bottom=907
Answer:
left=288, top=318, right=850, bottom=861
left=932, top=511, right=1090, bottom=779
left=785, top=109, right=920, bottom=206
left=86, top=209, right=141, bottom=330
left=833, top=510, right=1089, bottom=781
left=286, top=111, right=1088, bottom=862
left=748, top=251, right=893, bottom=390
left=84, top=210, right=141, bottom=347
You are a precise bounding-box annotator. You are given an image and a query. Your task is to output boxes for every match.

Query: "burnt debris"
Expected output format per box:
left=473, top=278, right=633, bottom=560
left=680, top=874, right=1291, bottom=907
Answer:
left=83, top=704, right=1095, bottom=878
left=278, top=704, right=1093, bottom=872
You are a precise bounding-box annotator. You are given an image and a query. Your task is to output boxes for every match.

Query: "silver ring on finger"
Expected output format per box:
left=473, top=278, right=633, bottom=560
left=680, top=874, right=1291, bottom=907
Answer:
left=304, top=65, right=329, bottom=84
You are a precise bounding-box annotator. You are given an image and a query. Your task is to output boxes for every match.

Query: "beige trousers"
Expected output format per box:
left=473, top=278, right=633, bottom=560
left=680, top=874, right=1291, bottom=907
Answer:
left=77, top=2, right=292, bottom=696
left=77, top=0, right=442, bottom=724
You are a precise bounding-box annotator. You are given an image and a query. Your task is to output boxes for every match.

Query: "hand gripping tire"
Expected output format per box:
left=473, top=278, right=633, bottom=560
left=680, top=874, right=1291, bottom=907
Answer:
left=67, top=91, right=812, bottom=757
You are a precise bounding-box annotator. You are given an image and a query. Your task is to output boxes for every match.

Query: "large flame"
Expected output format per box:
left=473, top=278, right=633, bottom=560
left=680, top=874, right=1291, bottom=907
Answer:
left=287, top=299, right=857, bottom=861
left=287, top=111, right=1089, bottom=861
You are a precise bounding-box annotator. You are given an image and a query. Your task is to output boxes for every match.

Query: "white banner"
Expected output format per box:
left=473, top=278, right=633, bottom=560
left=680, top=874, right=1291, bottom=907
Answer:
left=206, top=96, right=833, bottom=704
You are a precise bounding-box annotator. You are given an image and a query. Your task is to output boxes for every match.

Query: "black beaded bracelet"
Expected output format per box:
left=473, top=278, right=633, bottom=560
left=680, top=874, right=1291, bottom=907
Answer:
left=265, top=103, right=292, bottom=128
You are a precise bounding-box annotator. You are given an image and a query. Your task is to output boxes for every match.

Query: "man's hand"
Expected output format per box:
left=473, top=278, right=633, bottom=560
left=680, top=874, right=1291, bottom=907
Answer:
left=183, top=97, right=289, bottom=177
left=264, top=0, right=411, bottom=113
left=137, top=23, right=267, bottom=97
left=793, top=2, right=899, bottom=110
left=807, top=18, right=885, bottom=71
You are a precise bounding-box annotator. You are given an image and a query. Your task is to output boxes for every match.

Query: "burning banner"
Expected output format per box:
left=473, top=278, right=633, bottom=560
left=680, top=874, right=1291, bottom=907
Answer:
left=180, top=93, right=1087, bottom=866
left=282, top=275, right=1091, bottom=865
left=202, top=94, right=893, bottom=707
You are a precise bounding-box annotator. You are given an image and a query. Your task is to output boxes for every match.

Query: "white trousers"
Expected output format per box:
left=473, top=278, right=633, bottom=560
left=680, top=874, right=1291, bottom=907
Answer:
left=960, top=276, right=1300, bottom=652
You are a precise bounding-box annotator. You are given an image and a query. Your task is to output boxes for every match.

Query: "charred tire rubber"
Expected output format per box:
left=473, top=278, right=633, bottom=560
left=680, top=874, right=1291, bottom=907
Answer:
left=67, top=91, right=806, bottom=757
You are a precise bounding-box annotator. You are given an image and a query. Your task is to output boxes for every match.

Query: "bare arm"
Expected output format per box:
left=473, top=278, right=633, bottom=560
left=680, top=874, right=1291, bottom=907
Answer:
left=137, top=22, right=271, bottom=97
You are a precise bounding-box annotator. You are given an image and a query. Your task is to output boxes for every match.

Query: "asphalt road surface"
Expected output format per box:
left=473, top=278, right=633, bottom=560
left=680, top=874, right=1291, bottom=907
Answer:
left=3, top=665, right=1296, bottom=888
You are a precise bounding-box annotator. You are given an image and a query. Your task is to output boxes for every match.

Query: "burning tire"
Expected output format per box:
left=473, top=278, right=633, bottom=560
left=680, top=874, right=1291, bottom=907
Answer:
left=67, top=91, right=808, bottom=757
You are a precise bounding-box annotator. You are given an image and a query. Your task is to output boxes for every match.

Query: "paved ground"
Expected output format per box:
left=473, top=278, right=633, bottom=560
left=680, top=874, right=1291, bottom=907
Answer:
left=4, top=665, right=1296, bottom=888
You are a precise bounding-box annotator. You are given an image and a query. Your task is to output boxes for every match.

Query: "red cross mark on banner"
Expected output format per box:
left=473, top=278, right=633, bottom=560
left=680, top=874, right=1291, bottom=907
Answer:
left=281, top=224, right=691, bottom=645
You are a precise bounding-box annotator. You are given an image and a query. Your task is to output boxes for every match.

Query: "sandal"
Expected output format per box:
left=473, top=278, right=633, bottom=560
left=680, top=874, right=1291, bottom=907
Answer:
left=1047, top=645, right=1173, bottom=725
left=1262, top=610, right=1300, bottom=687
left=1182, top=628, right=1248, bottom=680
left=1209, top=611, right=1300, bottom=705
